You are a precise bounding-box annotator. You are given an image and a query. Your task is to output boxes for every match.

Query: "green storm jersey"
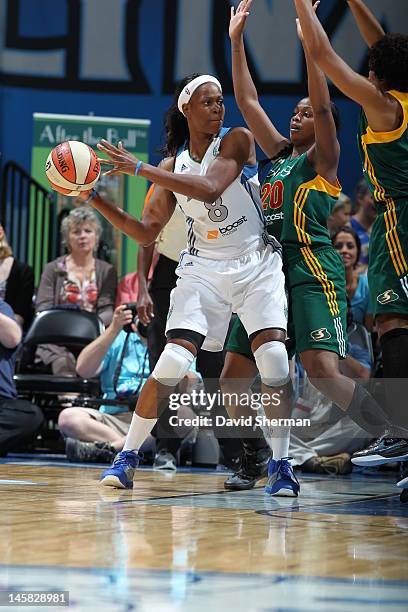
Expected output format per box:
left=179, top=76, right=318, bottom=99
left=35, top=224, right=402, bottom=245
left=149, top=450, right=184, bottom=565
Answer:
left=260, top=152, right=341, bottom=257
left=357, top=90, right=408, bottom=204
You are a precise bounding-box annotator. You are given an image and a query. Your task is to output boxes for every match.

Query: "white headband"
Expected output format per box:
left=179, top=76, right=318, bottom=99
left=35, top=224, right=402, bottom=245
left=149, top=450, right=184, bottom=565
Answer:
left=177, top=75, right=222, bottom=116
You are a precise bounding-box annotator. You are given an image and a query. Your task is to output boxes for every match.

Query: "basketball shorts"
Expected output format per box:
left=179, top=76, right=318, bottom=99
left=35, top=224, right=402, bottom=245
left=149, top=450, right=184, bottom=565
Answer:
left=368, top=201, right=408, bottom=317
left=166, top=246, right=287, bottom=352
left=225, top=246, right=348, bottom=359
left=287, top=246, right=348, bottom=357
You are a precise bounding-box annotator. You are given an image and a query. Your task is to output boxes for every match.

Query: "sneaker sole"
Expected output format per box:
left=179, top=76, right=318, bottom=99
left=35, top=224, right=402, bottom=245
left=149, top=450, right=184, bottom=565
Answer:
left=397, top=475, right=408, bottom=489
left=153, top=463, right=177, bottom=471
left=224, top=481, right=257, bottom=491
left=99, top=475, right=132, bottom=489
left=264, top=484, right=299, bottom=497
left=351, top=452, right=408, bottom=467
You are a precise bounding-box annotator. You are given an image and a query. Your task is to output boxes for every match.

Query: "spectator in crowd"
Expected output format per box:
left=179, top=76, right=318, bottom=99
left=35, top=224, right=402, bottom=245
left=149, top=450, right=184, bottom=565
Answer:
left=59, top=304, right=199, bottom=463
left=351, top=177, right=377, bottom=270
left=35, top=208, right=117, bottom=375
left=0, top=223, right=34, bottom=332
left=58, top=304, right=150, bottom=462
left=332, top=226, right=373, bottom=331
left=327, top=193, right=352, bottom=235
left=0, top=299, right=44, bottom=456
left=289, top=306, right=373, bottom=474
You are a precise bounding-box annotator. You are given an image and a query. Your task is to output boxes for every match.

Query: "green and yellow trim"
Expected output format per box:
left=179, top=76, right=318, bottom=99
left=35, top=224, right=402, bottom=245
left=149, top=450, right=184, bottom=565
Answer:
left=293, top=175, right=341, bottom=245
left=384, top=197, right=408, bottom=277
left=360, top=137, right=386, bottom=203
left=301, top=245, right=340, bottom=318
left=363, top=90, right=408, bottom=145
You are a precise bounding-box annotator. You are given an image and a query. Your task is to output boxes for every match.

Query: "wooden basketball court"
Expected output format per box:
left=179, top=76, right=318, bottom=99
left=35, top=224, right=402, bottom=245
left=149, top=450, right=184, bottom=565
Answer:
left=0, top=458, right=407, bottom=611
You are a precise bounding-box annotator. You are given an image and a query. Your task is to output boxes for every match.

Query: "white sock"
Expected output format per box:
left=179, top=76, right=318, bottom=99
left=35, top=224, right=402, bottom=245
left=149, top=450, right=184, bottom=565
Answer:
left=123, top=414, right=158, bottom=452
left=271, top=427, right=290, bottom=461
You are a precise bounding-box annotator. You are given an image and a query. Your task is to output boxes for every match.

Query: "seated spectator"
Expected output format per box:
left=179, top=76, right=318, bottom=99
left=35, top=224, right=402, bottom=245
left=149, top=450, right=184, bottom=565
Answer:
left=332, top=226, right=373, bottom=331
left=58, top=304, right=150, bottom=462
left=59, top=304, right=198, bottom=463
left=289, top=309, right=373, bottom=475
left=35, top=208, right=117, bottom=375
left=351, top=178, right=377, bottom=270
left=0, top=223, right=34, bottom=332
left=327, top=192, right=352, bottom=235
left=0, top=299, right=44, bottom=456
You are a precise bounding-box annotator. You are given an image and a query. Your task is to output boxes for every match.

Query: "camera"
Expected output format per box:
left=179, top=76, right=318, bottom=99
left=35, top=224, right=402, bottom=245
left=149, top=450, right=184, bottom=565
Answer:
left=123, top=302, right=138, bottom=333
left=122, top=302, right=149, bottom=337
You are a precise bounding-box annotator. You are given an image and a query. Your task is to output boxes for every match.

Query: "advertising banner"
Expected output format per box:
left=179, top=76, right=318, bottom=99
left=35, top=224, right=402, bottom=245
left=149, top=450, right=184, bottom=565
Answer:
left=31, top=113, right=150, bottom=283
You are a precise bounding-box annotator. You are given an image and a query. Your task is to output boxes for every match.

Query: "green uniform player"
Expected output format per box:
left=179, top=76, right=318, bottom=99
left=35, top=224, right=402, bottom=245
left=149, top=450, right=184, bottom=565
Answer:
left=227, top=151, right=348, bottom=359
left=294, top=0, right=408, bottom=482
left=357, top=90, right=408, bottom=317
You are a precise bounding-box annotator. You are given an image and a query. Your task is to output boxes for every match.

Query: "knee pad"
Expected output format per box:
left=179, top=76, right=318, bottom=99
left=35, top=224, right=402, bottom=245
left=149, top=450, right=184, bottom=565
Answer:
left=253, top=341, right=289, bottom=387
left=152, top=343, right=194, bottom=387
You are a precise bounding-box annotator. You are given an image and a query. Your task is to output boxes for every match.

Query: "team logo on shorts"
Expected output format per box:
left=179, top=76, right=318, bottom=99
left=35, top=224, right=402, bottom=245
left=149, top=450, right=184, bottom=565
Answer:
left=377, top=289, right=399, bottom=304
left=207, top=230, right=219, bottom=239
left=310, top=328, right=331, bottom=341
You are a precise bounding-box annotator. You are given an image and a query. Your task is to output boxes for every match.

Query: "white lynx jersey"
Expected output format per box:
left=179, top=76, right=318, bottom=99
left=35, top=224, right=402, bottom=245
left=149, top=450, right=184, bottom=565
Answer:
left=173, top=127, right=279, bottom=260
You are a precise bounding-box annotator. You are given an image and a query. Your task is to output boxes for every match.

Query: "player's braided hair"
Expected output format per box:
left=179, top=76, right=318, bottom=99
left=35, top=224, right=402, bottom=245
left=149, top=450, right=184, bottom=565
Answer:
left=160, top=73, right=202, bottom=157
left=368, top=33, right=408, bottom=92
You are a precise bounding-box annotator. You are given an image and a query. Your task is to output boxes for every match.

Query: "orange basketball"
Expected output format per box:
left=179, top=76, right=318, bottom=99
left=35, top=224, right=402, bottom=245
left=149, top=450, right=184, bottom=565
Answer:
left=45, top=141, right=100, bottom=197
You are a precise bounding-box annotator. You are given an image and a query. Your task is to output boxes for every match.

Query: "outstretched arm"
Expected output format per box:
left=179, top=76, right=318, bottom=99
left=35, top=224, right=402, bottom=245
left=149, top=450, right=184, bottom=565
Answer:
left=347, top=0, right=385, bottom=47
left=137, top=243, right=155, bottom=325
left=79, top=159, right=176, bottom=246
left=293, top=0, right=400, bottom=132
left=98, top=128, right=255, bottom=204
left=297, top=15, right=339, bottom=184
left=229, top=0, right=288, bottom=158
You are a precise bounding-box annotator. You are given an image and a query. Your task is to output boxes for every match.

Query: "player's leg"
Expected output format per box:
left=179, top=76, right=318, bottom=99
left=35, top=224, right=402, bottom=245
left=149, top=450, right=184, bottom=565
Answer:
left=99, top=336, right=199, bottom=488
left=290, top=247, right=398, bottom=459
left=354, top=206, right=408, bottom=466
left=149, top=272, right=186, bottom=468
left=220, top=346, right=271, bottom=490
left=237, top=248, right=299, bottom=496
left=100, top=264, right=231, bottom=488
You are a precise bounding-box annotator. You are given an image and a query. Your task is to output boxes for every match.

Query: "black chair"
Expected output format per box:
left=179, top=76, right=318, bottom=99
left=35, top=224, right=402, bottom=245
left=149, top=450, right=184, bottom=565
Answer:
left=14, top=308, right=105, bottom=451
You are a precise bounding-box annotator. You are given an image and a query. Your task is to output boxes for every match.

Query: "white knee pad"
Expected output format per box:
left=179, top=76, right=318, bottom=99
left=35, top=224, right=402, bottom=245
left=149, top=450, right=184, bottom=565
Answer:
left=253, top=341, right=289, bottom=387
left=152, top=343, right=194, bottom=386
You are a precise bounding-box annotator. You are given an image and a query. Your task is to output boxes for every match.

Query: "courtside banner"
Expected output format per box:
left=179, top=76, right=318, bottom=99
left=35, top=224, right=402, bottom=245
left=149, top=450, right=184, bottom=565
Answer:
left=30, top=113, right=150, bottom=283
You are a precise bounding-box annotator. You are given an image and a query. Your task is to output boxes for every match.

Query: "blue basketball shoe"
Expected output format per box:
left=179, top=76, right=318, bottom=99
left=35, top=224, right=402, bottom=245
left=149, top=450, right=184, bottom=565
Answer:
left=265, top=457, right=300, bottom=497
left=99, top=450, right=141, bottom=489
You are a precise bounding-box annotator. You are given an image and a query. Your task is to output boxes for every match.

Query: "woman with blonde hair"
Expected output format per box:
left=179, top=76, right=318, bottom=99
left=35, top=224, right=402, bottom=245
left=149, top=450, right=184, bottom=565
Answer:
left=35, top=207, right=117, bottom=375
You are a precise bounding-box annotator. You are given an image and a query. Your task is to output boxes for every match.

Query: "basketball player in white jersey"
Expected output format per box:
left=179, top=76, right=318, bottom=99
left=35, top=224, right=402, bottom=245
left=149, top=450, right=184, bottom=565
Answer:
left=84, top=74, right=297, bottom=493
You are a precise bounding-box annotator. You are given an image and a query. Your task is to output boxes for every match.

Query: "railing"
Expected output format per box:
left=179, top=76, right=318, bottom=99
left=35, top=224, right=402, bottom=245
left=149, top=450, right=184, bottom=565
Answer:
left=1, top=161, right=58, bottom=285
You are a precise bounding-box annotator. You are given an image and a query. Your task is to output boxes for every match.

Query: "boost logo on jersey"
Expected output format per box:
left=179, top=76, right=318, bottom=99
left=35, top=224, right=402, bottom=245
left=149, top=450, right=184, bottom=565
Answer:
left=261, top=179, right=284, bottom=226
left=207, top=216, right=248, bottom=239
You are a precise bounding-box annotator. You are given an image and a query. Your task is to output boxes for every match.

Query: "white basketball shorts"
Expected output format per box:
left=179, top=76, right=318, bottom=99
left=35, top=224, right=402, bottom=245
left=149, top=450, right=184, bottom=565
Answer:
left=166, top=245, right=287, bottom=352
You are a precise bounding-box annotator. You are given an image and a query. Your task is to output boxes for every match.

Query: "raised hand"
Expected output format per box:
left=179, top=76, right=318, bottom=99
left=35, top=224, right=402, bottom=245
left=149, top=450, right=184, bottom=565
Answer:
left=296, top=1, right=320, bottom=42
left=229, top=0, right=253, bottom=44
left=97, top=139, right=139, bottom=177
left=112, top=304, right=136, bottom=334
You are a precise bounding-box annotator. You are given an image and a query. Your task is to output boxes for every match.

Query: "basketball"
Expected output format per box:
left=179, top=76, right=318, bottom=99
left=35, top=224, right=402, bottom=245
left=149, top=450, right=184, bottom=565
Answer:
left=45, top=140, right=100, bottom=196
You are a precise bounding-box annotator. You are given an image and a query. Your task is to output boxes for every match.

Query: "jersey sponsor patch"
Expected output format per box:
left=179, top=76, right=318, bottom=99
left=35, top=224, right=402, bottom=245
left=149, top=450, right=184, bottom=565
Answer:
left=219, top=215, right=247, bottom=235
left=206, top=216, right=248, bottom=240
left=180, top=164, right=188, bottom=172
left=310, top=328, right=331, bottom=341
left=377, top=289, right=399, bottom=304
left=264, top=211, right=284, bottom=223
